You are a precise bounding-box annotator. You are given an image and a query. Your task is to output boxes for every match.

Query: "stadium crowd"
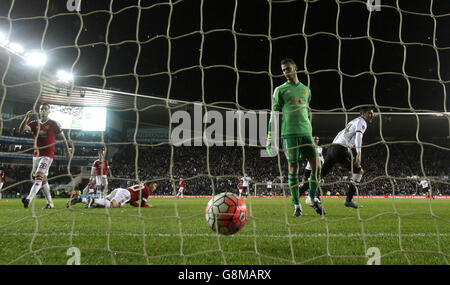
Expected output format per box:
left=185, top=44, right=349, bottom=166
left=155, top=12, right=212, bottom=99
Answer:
left=107, top=142, right=449, bottom=196
left=1, top=135, right=449, bottom=198
left=0, top=127, right=122, bottom=156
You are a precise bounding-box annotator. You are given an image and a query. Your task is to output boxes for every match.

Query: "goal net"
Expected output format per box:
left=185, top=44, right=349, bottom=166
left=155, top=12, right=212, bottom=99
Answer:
left=0, top=0, right=449, bottom=267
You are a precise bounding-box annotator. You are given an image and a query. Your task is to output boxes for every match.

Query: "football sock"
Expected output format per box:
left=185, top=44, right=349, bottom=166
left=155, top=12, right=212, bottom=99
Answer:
left=27, top=176, right=43, bottom=202
left=347, top=184, right=357, bottom=202
left=308, top=172, right=320, bottom=199
left=288, top=173, right=299, bottom=205
left=41, top=181, right=53, bottom=205
left=347, top=173, right=362, bottom=202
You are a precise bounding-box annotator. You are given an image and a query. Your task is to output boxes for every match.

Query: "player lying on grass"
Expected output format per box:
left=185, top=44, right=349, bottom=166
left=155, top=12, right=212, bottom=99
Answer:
left=67, top=181, right=157, bottom=208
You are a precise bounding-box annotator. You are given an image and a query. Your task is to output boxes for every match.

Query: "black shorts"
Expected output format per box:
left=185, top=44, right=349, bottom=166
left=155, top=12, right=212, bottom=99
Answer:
left=303, top=169, right=311, bottom=180
left=321, top=144, right=361, bottom=177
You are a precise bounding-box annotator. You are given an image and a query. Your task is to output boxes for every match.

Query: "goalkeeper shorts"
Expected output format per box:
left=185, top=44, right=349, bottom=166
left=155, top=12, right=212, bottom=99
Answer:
left=282, top=135, right=318, bottom=163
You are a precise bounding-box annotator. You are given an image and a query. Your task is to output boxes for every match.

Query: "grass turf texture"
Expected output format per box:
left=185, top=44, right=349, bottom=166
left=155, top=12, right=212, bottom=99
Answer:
left=0, top=197, right=448, bottom=265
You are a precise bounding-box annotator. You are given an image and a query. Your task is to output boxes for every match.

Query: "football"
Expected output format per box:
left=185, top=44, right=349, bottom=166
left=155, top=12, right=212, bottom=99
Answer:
left=205, top=192, right=248, bottom=235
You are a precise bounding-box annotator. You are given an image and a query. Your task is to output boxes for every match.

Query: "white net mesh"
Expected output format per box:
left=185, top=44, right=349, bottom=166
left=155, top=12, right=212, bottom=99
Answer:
left=0, top=0, right=449, bottom=266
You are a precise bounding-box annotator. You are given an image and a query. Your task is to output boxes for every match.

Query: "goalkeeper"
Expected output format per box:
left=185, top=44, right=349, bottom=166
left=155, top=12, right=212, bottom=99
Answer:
left=267, top=58, right=324, bottom=217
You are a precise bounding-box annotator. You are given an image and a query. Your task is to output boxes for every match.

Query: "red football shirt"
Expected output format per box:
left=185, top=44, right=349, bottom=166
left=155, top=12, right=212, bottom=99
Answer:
left=179, top=180, right=185, bottom=188
left=27, top=119, right=62, bottom=158
left=0, top=170, right=4, bottom=183
left=92, top=159, right=109, bottom=175
left=127, top=184, right=151, bottom=207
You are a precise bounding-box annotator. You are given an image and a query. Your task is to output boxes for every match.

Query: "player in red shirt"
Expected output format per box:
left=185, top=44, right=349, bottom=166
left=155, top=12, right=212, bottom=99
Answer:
left=90, top=149, right=112, bottom=198
left=176, top=177, right=185, bottom=198
left=18, top=103, right=71, bottom=209
left=237, top=182, right=243, bottom=198
left=85, top=181, right=157, bottom=208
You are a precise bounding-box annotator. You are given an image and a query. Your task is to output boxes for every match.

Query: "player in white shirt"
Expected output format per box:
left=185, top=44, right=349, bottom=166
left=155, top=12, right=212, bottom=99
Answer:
left=240, top=175, right=251, bottom=198
left=266, top=179, right=273, bottom=198
left=299, top=136, right=324, bottom=197
left=320, top=107, right=374, bottom=208
left=418, top=179, right=433, bottom=198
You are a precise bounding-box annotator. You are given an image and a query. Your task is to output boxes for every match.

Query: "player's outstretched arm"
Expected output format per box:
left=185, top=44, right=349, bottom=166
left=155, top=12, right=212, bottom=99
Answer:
left=18, top=111, right=33, bottom=133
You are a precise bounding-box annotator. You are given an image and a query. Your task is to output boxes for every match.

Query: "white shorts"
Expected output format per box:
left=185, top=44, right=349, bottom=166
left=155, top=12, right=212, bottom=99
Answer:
left=0, top=182, right=3, bottom=190
left=95, top=175, right=108, bottom=186
left=32, top=156, right=53, bottom=177
left=106, top=188, right=131, bottom=206
left=178, top=187, right=184, bottom=192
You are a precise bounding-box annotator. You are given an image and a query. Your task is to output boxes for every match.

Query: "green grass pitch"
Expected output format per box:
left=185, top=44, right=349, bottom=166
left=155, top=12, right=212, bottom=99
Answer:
left=0, top=197, right=448, bottom=265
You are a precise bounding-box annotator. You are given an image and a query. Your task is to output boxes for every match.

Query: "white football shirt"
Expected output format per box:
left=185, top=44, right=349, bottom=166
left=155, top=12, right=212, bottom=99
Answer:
left=333, top=117, right=368, bottom=150
left=241, top=177, right=251, bottom=187
left=420, top=180, right=429, bottom=189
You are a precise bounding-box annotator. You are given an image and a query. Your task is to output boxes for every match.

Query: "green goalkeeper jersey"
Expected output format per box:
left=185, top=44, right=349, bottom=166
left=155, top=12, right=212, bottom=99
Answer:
left=270, top=81, right=312, bottom=138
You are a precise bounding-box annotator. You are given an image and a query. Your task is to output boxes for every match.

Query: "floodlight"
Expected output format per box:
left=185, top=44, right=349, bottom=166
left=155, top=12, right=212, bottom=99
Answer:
left=24, top=51, right=47, bottom=67
left=8, top=42, right=24, bottom=54
left=57, top=70, right=74, bottom=83
left=0, top=32, right=8, bottom=46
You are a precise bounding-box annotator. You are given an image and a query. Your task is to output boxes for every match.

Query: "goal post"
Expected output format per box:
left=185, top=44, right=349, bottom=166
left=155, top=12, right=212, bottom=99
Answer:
left=253, top=182, right=289, bottom=197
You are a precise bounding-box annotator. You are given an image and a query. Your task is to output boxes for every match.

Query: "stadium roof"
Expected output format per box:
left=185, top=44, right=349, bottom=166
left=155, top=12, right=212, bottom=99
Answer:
left=0, top=48, right=168, bottom=109
left=1, top=42, right=449, bottom=141
left=0, top=47, right=247, bottom=117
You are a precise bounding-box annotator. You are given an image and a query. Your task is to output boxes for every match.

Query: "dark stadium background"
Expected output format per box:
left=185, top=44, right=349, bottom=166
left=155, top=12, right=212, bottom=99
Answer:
left=1, top=0, right=449, bottom=109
